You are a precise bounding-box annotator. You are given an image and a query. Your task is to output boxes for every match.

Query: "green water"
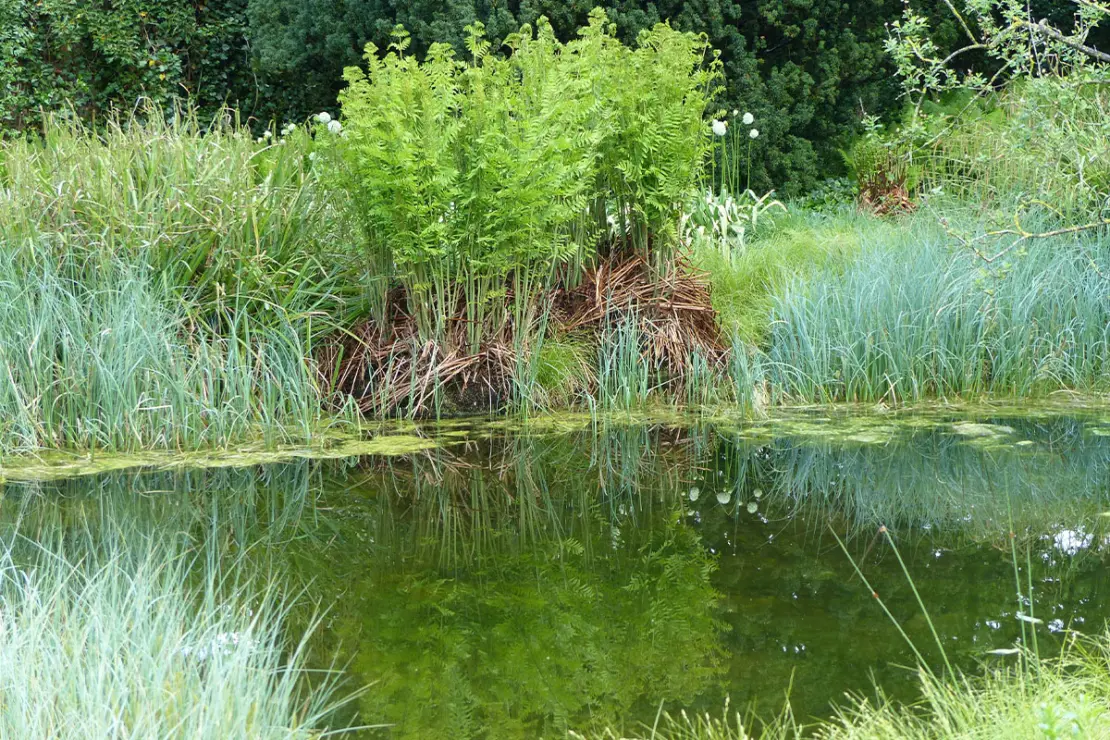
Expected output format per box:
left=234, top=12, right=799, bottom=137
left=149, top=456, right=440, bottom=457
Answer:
left=3, top=407, right=1110, bottom=737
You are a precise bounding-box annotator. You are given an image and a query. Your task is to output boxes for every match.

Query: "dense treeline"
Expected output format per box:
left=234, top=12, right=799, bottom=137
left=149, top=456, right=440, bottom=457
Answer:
left=4, top=1, right=1106, bottom=195
left=5, top=1, right=1103, bottom=194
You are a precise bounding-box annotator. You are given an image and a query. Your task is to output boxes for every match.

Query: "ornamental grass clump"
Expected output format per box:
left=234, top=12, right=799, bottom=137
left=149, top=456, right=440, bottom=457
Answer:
left=0, top=112, right=349, bottom=454
left=0, top=532, right=351, bottom=738
left=0, top=110, right=350, bottom=330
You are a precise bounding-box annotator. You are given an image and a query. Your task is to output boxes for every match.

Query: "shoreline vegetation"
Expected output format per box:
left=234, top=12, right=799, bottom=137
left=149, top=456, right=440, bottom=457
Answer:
left=0, top=526, right=354, bottom=737
left=3, top=2, right=1110, bottom=738
left=578, top=630, right=1110, bottom=738
left=3, top=83, right=1110, bottom=458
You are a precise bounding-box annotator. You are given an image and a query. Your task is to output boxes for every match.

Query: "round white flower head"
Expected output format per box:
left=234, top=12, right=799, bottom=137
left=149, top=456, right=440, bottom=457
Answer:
left=731, top=109, right=739, bottom=117
left=711, top=119, right=728, bottom=137
left=262, top=130, right=272, bottom=139
left=716, top=491, right=731, bottom=505
left=327, top=119, right=343, bottom=134
left=742, top=112, right=755, bottom=125
left=316, top=112, right=332, bottom=124
left=749, top=128, right=760, bottom=139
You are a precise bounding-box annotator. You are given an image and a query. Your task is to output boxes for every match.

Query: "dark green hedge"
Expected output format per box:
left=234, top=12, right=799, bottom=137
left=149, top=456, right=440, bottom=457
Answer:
left=0, top=0, right=254, bottom=127
left=5, top=1, right=1103, bottom=193
left=246, top=0, right=904, bottom=195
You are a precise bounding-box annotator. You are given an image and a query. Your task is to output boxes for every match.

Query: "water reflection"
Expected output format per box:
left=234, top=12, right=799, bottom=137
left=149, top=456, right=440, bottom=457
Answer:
left=1, top=411, right=1109, bottom=736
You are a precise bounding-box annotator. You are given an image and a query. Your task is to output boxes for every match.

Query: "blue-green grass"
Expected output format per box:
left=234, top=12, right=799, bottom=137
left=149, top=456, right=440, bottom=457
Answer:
left=765, top=212, right=1110, bottom=403
left=0, top=528, right=352, bottom=738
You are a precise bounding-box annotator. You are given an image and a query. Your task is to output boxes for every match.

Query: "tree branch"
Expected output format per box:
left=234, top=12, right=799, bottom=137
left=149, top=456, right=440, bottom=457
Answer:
left=949, top=217, right=1110, bottom=265
left=1025, top=20, right=1110, bottom=64
left=942, top=0, right=980, bottom=46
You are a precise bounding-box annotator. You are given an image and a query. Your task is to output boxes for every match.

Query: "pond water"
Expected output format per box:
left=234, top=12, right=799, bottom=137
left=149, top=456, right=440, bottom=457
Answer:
left=3, top=406, right=1110, bottom=737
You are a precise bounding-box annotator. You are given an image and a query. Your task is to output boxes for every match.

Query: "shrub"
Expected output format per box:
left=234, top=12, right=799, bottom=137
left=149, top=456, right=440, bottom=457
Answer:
left=912, top=77, right=1110, bottom=217
left=0, top=0, right=255, bottom=132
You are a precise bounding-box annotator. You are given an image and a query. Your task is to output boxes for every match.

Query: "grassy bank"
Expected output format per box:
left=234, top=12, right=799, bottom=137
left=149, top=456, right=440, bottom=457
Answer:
left=761, top=208, right=1110, bottom=403
left=3, top=123, right=1108, bottom=456
left=0, top=113, right=356, bottom=455
left=580, top=635, right=1110, bottom=738
left=0, top=527, right=347, bottom=737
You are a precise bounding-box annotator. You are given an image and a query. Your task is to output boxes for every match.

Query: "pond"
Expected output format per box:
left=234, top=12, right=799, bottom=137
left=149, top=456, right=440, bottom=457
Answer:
left=3, top=405, right=1110, bottom=737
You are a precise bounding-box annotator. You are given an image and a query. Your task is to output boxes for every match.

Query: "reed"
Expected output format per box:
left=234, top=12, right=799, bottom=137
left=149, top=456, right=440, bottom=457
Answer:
left=0, top=110, right=359, bottom=454
left=0, top=109, right=354, bottom=325
left=0, top=246, right=329, bottom=454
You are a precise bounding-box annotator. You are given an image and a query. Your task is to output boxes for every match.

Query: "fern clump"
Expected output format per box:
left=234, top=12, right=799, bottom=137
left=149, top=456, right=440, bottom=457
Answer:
left=332, top=9, right=720, bottom=348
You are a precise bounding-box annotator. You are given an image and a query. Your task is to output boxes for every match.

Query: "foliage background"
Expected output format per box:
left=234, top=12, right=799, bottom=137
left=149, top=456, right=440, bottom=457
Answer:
left=248, top=0, right=905, bottom=195
left=0, top=0, right=904, bottom=195
left=0, top=0, right=255, bottom=128
left=4, top=1, right=1108, bottom=193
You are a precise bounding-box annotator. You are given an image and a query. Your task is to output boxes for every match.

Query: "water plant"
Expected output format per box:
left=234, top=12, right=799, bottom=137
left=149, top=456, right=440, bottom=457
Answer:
left=0, top=245, right=329, bottom=454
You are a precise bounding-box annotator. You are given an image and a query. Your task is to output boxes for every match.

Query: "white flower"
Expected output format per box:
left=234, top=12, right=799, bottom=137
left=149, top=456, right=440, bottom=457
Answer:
left=262, top=130, right=272, bottom=139
left=327, top=119, right=343, bottom=134
left=711, top=119, right=728, bottom=137
left=746, top=501, right=759, bottom=514
left=688, top=487, right=700, bottom=502
left=716, top=491, right=731, bottom=505
left=742, top=112, right=755, bottom=125
left=1054, top=529, right=1092, bottom=556
left=749, top=128, right=760, bottom=139
left=280, top=122, right=297, bottom=136
left=731, top=109, right=739, bottom=117
left=316, top=112, right=332, bottom=124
